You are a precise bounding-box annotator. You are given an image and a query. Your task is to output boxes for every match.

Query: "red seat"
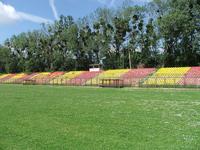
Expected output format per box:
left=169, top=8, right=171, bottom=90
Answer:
left=70, top=71, right=102, bottom=86
left=0, top=74, right=16, bottom=83
left=121, top=68, right=155, bottom=86
left=180, top=67, right=200, bottom=85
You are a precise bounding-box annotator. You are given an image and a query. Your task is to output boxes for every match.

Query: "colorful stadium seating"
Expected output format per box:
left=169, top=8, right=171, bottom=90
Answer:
left=48, top=72, right=64, bottom=78
left=0, top=73, right=40, bottom=84
left=179, top=67, right=200, bottom=86
left=86, top=69, right=129, bottom=85
left=50, top=71, right=84, bottom=85
left=122, top=68, right=155, bottom=86
left=31, top=72, right=51, bottom=79
left=0, top=74, right=10, bottom=80
left=0, top=67, right=200, bottom=87
left=0, top=74, right=16, bottom=83
left=100, top=69, right=129, bottom=78
left=4, top=73, right=27, bottom=83
left=27, top=72, right=64, bottom=84
left=19, top=73, right=39, bottom=82
left=143, top=67, right=191, bottom=85
left=29, top=72, right=52, bottom=84
left=70, top=71, right=102, bottom=86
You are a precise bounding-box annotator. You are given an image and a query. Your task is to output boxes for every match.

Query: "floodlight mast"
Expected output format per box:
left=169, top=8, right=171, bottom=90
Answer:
left=129, top=50, right=132, bottom=69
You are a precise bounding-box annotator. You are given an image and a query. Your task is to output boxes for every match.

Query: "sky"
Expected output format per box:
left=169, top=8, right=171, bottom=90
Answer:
left=0, top=0, right=150, bottom=43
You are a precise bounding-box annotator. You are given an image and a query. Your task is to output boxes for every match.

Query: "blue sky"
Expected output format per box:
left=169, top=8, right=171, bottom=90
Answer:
left=0, top=0, right=149, bottom=43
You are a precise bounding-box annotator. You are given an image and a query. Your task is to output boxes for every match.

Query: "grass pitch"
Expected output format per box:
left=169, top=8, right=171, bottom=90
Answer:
left=0, top=85, right=200, bottom=150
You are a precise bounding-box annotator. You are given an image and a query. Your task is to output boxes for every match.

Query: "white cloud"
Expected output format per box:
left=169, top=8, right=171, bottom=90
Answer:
left=49, top=0, right=59, bottom=20
left=18, top=12, right=52, bottom=24
left=0, top=1, right=52, bottom=25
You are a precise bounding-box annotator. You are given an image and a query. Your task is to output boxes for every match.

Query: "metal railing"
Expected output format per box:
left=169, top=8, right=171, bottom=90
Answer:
left=140, top=77, right=200, bottom=88
left=0, top=76, right=200, bottom=88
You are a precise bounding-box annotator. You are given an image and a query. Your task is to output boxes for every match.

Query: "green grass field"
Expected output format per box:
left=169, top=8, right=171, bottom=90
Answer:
left=0, top=85, right=200, bottom=150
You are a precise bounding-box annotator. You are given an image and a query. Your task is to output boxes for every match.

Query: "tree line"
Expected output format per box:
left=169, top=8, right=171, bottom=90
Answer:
left=0, top=0, right=200, bottom=73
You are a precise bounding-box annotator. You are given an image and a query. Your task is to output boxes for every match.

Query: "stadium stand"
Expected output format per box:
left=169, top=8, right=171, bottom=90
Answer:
left=143, top=67, right=191, bottom=86
left=0, top=74, right=10, bottom=80
left=121, top=68, right=155, bottom=86
left=1, top=67, right=200, bottom=87
left=48, top=72, right=64, bottom=78
left=29, top=72, right=52, bottom=84
left=4, top=73, right=27, bottom=83
left=179, top=67, right=200, bottom=86
left=70, top=71, right=102, bottom=86
left=0, top=74, right=16, bottom=83
left=27, top=72, right=65, bottom=84
left=86, top=69, right=129, bottom=86
left=50, top=71, right=84, bottom=85
left=30, top=72, right=50, bottom=79
left=19, top=73, right=39, bottom=83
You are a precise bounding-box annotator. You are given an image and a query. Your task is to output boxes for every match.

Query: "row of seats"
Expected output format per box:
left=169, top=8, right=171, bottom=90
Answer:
left=122, top=68, right=155, bottom=86
left=180, top=67, right=200, bottom=86
left=85, top=69, right=129, bottom=85
left=0, top=67, right=200, bottom=86
left=4, top=73, right=27, bottom=83
left=144, top=67, right=200, bottom=86
left=0, top=74, right=16, bottom=82
left=71, top=71, right=102, bottom=85
left=50, top=71, right=84, bottom=84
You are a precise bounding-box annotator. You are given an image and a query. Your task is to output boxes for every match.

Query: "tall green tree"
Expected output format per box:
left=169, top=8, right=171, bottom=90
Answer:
left=0, top=45, right=10, bottom=73
left=113, top=17, right=130, bottom=68
left=156, top=0, right=200, bottom=66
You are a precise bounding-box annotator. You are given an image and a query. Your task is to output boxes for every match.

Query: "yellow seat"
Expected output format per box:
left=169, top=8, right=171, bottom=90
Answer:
left=144, top=67, right=190, bottom=85
left=31, top=72, right=51, bottom=79
left=86, top=69, right=129, bottom=85
left=0, top=74, right=10, bottom=79
left=50, top=71, right=84, bottom=84
left=6, top=73, right=27, bottom=83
